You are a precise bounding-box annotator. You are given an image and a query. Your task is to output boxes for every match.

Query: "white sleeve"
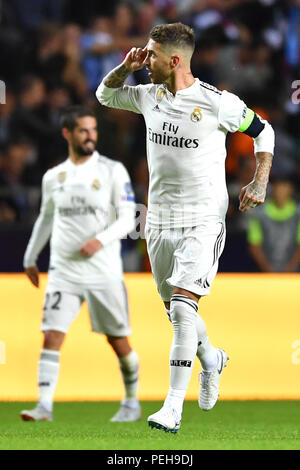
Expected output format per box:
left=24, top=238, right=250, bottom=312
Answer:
left=218, top=90, right=247, bottom=133
left=96, top=79, right=144, bottom=114
left=253, top=117, right=275, bottom=155
left=95, top=163, right=136, bottom=246
left=23, top=173, right=54, bottom=268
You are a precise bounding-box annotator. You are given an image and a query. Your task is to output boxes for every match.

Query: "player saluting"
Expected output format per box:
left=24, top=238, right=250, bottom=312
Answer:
left=96, top=23, right=274, bottom=433
left=21, top=106, right=141, bottom=423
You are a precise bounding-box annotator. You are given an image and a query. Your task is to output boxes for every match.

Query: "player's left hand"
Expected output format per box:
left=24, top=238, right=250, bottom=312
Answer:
left=79, top=239, right=103, bottom=257
left=239, top=181, right=266, bottom=212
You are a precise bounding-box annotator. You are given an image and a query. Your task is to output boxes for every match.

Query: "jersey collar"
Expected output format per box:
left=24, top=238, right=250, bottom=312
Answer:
left=67, top=151, right=98, bottom=168
left=162, top=78, right=199, bottom=97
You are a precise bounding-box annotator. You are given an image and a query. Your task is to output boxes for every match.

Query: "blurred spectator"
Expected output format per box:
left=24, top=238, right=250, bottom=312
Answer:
left=95, top=102, right=141, bottom=167
left=39, top=83, right=71, bottom=167
left=81, top=4, right=147, bottom=92
left=31, top=22, right=65, bottom=84
left=152, top=0, right=242, bottom=24
left=46, top=84, right=71, bottom=128
left=10, top=75, right=55, bottom=168
left=0, top=199, right=18, bottom=223
left=0, top=140, right=37, bottom=221
left=123, top=156, right=149, bottom=272
left=0, top=89, right=16, bottom=146
left=227, top=155, right=257, bottom=233
left=136, top=1, right=157, bottom=36
left=284, top=1, right=300, bottom=74
left=247, top=175, right=300, bottom=272
left=31, top=22, right=88, bottom=100
left=13, top=0, right=64, bottom=31
left=81, top=17, right=115, bottom=92
left=269, top=106, right=298, bottom=177
left=62, top=23, right=89, bottom=100
left=63, top=0, right=118, bottom=27
left=215, top=39, right=273, bottom=102
left=133, top=156, right=150, bottom=272
left=191, top=28, right=223, bottom=85
left=0, top=14, right=26, bottom=84
left=132, top=156, right=149, bottom=205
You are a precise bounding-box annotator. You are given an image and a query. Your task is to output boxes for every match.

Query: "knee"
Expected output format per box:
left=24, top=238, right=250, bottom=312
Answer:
left=106, top=335, right=125, bottom=346
left=170, top=295, right=197, bottom=325
left=106, top=335, right=131, bottom=357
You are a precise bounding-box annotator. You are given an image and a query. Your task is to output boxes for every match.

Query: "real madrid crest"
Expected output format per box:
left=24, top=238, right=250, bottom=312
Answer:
left=156, top=87, right=166, bottom=103
left=191, top=107, right=202, bottom=123
left=92, top=178, right=101, bottom=190
left=58, top=172, right=67, bottom=183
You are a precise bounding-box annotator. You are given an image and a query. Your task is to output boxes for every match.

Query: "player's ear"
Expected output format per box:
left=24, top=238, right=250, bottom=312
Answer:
left=62, top=127, right=70, bottom=142
left=170, top=55, right=180, bottom=69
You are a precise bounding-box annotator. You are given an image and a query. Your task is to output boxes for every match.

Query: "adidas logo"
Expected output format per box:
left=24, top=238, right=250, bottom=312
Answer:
left=153, top=104, right=160, bottom=112
left=194, top=278, right=210, bottom=288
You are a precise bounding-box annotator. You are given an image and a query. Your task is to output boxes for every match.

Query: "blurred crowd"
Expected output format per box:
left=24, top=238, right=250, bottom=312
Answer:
left=0, top=0, right=300, bottom=272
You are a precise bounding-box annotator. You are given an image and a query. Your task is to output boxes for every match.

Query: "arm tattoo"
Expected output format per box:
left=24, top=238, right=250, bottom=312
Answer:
left=249, top=152, right=273, bottom=200
left=104, top=64, right=131, bottom=88
left=247, top=181, right=267, bottom=201
left=253, top=152, right=273, bottom=184
left=239, top=152, right=273, bottom=210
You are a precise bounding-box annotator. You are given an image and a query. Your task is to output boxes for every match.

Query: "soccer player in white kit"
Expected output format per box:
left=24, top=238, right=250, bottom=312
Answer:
left=20, top=106, right=141, bottom=423
left=96, top=23, right=275, bottom=432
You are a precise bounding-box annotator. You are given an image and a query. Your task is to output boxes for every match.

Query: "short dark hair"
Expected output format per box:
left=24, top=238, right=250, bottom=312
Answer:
left=60, top=105, right=96, bottom=130
left=149, top=23, right=195, bottom=53
left=270, top=172, right=295, bottom=186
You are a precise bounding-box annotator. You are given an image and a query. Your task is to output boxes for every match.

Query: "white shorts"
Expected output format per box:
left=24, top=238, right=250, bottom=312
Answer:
left=145, top=219, right=226, bottom=301
left=41, top=278, right=131, bottom=337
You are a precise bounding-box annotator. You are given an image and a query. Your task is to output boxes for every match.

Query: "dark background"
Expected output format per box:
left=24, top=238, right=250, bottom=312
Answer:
left=0, top=0, right=299, bottom=272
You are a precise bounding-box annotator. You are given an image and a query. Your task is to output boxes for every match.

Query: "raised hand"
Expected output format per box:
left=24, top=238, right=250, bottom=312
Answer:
left=104, top=47, right=148, bottom=88
left=123, top=47, right=148, bottom=72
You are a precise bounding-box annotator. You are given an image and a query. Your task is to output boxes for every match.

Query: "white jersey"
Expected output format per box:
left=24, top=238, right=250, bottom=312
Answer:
left=24, top=151, right=135, bottom=286
left=96, top=78, right=250, bottom=228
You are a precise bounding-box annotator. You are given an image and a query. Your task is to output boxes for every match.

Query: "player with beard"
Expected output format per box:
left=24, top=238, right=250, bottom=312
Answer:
left=20, top=106, right=141, bottom=423
left=96, top=23, right=275, bottom=432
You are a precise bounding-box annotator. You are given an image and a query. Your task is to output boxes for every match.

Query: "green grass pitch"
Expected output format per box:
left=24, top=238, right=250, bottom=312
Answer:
left=0, top=401, right=299, bottom=450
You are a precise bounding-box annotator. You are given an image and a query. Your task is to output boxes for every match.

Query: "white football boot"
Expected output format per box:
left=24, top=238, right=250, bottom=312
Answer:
left=148, top=407, right=181, bottom=433
left=198, top=348, right=229, bottom=411
left=110, top=399, right=141, bottom=422
left=20, top=403, right=53, bottom=422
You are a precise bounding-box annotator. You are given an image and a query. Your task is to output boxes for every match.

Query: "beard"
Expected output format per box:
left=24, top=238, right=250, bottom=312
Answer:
left=147, top=59, right=172, bottom=84
left=148, top=69, right=170, bottom=85
left=73, top=140, right=96, bottom=156
left=148, top=70, right=159, bottom=83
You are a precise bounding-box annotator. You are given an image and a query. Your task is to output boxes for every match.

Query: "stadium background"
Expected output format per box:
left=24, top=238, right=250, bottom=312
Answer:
left=0, top=0, right=300, bottom=402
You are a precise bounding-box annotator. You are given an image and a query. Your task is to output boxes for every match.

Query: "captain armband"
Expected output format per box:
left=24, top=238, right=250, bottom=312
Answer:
left=238, top=108, right=265, bottom=137
left=239, top=108, right=275, bottom=154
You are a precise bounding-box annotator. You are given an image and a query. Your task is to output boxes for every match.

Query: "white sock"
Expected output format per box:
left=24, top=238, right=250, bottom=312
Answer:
left=169, top=294, right=198, bottom=399
left=195, top=315, right=218, bottom=371
left=164, top=388, right=186, bottom=416
left=38, top=349, right=60, bottom=412
left=118, top=350, right=139, bottom=405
